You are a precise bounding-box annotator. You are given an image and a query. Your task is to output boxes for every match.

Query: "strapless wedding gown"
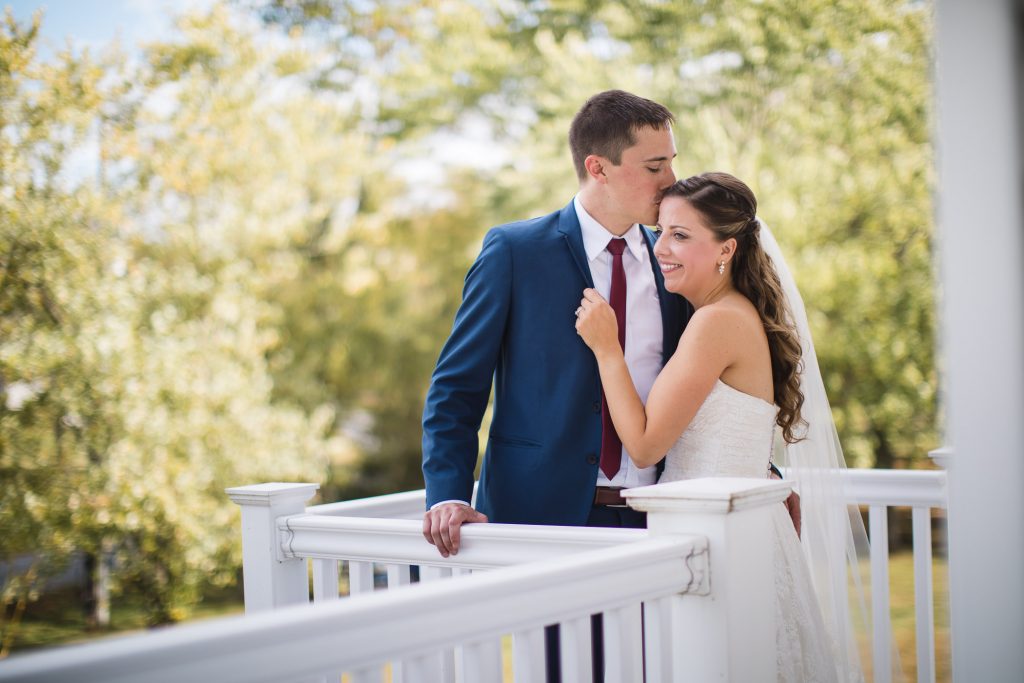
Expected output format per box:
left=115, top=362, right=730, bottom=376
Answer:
left=660, top=380, right=840, bottom=682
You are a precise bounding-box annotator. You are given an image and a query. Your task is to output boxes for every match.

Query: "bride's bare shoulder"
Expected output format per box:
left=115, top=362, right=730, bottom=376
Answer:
left=688, top=295, right=761, bottom=331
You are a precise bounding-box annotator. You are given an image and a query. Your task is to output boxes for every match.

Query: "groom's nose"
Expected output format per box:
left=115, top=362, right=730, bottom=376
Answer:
left=661, top=165, right=676, bottom=188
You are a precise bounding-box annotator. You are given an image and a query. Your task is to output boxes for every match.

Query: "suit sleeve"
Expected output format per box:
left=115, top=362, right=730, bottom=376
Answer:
left=421, top=227, right=512, bottom=509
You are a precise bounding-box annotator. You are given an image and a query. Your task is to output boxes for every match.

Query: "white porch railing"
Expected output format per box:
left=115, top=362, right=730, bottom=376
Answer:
left=250, top=468, right=949, bottom=683
left=840, top=468, right=948, bottom=683
left=0, top=469, right=947, bottom=683
left=0, top=478, right=792, bottom=683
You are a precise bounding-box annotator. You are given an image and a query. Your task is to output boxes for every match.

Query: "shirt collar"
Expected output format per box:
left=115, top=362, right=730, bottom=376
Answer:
left=573, top=195, right=646, bottom=263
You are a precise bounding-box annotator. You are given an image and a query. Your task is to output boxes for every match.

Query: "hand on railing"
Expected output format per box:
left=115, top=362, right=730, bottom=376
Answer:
left=422, top=503, right=488, bottom=557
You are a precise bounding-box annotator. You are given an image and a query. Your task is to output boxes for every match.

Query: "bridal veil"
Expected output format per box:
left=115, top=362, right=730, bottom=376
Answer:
left=759, top=222, right=901, bottom=682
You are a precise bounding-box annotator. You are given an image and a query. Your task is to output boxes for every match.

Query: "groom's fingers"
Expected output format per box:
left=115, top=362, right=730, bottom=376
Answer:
left=423, top=504, right=488, bottom=557
left=786, top=491, right=802, bottom=539
left=440, top=509, right=456, bottom=554
left=423, top=506, right=454, bottom=557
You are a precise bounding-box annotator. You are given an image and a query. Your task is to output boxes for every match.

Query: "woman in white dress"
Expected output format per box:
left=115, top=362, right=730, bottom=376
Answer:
left=575, top=172, right=862, bottom=682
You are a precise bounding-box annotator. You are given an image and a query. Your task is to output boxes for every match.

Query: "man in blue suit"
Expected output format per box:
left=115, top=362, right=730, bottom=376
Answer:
left=421, top=90, right=691, bottom=555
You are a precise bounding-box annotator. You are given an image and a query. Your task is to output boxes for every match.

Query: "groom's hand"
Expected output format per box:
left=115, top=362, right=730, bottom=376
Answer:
left=784, top=490, right=802, bottom=538
left=423, top=503, right=488, bottom=557
left=769, top=469, right=802, bottom=538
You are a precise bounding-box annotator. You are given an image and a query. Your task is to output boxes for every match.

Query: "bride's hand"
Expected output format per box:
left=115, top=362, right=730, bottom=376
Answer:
left=575, top=288, right=620, bottom=358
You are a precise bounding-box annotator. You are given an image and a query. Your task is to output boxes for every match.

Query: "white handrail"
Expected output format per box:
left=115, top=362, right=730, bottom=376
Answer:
left=281, top=515, right=646, bottom=569
left=0, top=536, right=705, bottom=683
left=302, top=469, right=949, bottom=519
left=306, top=488, right=429, bottom=519
left=839, top=469, right=947, bottom=508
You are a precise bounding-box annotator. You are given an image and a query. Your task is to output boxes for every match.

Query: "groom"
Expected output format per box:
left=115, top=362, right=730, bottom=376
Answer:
left=421, top=89, right=689, bottom=550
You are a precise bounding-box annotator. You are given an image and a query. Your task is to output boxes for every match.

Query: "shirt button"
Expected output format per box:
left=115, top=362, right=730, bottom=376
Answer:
left=592, top=401, right=601, bottom=413
left=586, top=454, right=598, bottom=465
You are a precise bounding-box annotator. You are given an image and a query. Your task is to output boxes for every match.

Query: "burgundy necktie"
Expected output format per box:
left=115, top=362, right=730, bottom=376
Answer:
left=600, top=238, right=628, bottom=479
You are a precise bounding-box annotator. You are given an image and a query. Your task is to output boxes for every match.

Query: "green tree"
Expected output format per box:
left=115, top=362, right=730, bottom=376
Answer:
left=1, top=6, right=337, bottom=640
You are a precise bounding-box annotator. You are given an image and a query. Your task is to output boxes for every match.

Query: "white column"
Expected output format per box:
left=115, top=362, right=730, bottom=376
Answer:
left=934, top=0, right=1024, bottom=680
left=624, top=477, right=790, bottom=683
left=226, top=482, right=319, bottom=613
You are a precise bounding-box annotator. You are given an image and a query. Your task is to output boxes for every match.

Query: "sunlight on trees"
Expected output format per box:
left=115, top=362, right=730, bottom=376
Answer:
left=1, top=0, right=936, bottom=642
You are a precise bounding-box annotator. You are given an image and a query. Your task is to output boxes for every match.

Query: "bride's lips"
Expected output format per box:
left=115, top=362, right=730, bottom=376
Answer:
left=658, top=261, right=681, bottom=273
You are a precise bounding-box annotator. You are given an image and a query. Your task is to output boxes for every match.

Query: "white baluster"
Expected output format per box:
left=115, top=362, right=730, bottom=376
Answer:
left=641, top=597, right=676, bottom=683
left=312, top=560, right=339, bottom=602
left=450, top=568, right=502, bottom=682
left=602, top=603, right=643, bottom=683
left=512, top=627, right=546, bottom=683
left=386, top=563, right=411, bottom=590
left=559, top=615, right=593, bottom=682
left=458, top=638, right=503, bottom=682
left=347, top=562, right=383, bottom=683
left=417, top=566, right=454, bottom=681
left=869, top=504, right=892, bottom=683
left=404, top=654, right=444, bottom=683
left=347, top=667, right=379, bottom=683
left=385, top=564, right=412, bottom=683
left=913, top=507, right=936, bottom=683
left=348, top=561, right=375, bottom=595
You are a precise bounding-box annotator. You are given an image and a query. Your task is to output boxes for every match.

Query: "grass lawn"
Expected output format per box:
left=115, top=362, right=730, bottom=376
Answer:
left=3, top=583, right=244, bottom=655
left=886, top=550, right=951, bottom=682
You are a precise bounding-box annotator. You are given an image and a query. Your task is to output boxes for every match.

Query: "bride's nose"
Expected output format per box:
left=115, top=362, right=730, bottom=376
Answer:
left=653, top=230, right=668, bottom=257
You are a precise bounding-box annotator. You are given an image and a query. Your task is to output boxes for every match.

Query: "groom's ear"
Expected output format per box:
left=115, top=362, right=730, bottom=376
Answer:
left=584, top=155, right=608, bottom=183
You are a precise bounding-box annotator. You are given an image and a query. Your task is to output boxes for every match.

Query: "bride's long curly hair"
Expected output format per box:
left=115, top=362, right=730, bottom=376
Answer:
left=664, top=172, right=806, bottom=443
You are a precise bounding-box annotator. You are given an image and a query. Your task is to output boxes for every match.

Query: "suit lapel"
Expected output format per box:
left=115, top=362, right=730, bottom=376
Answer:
left=557, top=201, right=595, bottom=289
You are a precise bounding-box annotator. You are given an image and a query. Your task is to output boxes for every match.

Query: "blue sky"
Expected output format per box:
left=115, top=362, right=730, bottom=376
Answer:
left=4, top=0, right=199, bottom=58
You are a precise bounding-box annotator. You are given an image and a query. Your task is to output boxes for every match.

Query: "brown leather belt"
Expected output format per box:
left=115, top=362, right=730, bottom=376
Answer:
left=593, top=486, right=627, bottom=507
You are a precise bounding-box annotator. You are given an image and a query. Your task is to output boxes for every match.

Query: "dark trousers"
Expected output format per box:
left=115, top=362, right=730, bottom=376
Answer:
left=544, top=504, right=647, bottom=683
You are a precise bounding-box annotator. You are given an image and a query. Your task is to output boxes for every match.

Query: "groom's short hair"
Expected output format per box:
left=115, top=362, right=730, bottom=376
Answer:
left=569, top=90, right=675, bottom=181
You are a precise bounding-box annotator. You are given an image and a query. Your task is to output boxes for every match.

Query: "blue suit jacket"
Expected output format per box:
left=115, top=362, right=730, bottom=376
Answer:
left=422, top=200, right=692, bottom=525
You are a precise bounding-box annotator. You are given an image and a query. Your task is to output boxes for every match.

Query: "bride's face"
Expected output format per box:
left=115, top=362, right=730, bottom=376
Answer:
left=653, top=196, right=727, bottom=298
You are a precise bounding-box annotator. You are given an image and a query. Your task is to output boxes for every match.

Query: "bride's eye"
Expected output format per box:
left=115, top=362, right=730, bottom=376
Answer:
left=653, top=228, right=663, bottom=237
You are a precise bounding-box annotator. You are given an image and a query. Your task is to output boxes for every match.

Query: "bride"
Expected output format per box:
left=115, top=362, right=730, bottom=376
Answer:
left=575, top=172, right=864, bottom=682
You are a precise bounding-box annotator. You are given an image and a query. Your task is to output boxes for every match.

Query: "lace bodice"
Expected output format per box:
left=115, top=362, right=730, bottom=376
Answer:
left=660, top=379, right=777, bottom=483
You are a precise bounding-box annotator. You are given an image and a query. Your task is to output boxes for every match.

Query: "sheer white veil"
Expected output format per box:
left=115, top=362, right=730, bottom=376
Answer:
left=758, top=222, right=887, bottom=682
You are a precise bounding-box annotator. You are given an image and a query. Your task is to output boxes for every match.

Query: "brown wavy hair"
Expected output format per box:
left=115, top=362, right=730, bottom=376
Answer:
left=663, top=172, right=806, bottom=443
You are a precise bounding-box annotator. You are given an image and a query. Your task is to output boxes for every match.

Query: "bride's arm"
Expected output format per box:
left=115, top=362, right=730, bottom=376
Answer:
left=576, top=289, right=733, bottom=467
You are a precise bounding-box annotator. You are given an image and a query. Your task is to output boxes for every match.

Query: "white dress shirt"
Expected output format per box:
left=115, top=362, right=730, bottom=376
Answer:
left=574, top=196, right=664, bottom=489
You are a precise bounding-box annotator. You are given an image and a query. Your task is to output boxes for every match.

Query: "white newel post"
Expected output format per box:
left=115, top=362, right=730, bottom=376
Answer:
left=226, top=482, right=319, bottom=613
left=624, top=477, right=790, bottom=683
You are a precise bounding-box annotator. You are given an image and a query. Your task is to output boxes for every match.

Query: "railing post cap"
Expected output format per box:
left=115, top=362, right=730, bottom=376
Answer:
left=928, top=446, right=952, bottom=468
left=225, top=482, right=320, bottom=507
left=623, top=477, right=792, bottom=514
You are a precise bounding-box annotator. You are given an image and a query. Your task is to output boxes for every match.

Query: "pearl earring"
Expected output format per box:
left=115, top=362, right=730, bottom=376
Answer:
left=717, top=261, right=725, bottom=275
